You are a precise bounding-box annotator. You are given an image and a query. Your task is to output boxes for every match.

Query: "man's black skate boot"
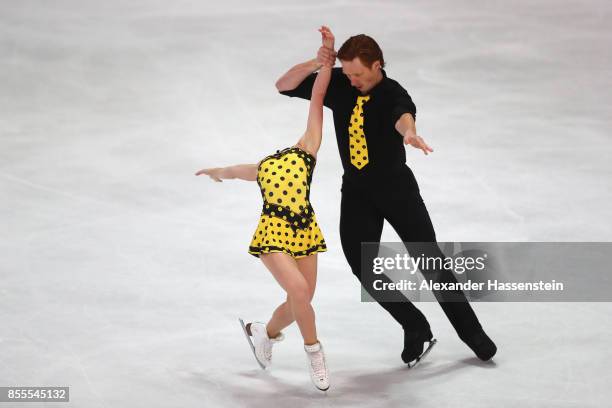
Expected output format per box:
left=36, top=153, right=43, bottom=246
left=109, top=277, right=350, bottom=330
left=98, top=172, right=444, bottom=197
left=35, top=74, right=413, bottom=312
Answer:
left=462, top=329, right=497, bottom=361
left=401, top=327, right=434, bottom=364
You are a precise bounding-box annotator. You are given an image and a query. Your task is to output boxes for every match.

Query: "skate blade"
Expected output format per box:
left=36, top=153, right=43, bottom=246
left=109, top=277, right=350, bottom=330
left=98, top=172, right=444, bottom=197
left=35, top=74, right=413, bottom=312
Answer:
left=238, top=318, right=266, bottom=370
left=407, top=338, right=437, bottom=369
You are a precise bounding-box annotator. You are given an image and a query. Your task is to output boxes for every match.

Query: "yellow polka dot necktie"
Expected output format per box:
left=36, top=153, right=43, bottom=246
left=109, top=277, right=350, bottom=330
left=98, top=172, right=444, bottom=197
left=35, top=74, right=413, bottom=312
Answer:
left=348, top=95, right=370, bottom=169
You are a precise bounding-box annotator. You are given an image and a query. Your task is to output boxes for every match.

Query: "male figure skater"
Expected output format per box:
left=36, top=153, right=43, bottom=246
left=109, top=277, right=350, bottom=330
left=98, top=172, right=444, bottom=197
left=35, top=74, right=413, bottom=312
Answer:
left=276, top=31, right=497, bottom=364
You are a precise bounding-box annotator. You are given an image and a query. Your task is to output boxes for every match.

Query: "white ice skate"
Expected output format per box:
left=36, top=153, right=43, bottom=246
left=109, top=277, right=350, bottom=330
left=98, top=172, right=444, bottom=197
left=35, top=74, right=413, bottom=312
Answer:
left=304, top=341, right=330, bottom=391
left=238, top=318, right=284, bottom=369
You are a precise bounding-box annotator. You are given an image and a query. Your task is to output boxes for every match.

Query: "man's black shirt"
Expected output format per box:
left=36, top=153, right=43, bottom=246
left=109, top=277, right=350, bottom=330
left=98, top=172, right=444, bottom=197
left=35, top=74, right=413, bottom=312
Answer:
left=279, top=67, right=417, bottom=182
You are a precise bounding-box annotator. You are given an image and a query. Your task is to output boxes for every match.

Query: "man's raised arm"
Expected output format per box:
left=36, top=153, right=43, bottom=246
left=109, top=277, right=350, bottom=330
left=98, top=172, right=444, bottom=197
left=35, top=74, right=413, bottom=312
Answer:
left=275, top=46, right=336, bottom=93
left=275, top=58, right=322, bottom=92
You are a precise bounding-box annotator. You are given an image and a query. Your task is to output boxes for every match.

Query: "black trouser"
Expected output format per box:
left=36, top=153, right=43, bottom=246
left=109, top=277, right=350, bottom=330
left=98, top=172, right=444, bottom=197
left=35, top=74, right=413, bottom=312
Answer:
left=339, top=165, right=483, bottom=339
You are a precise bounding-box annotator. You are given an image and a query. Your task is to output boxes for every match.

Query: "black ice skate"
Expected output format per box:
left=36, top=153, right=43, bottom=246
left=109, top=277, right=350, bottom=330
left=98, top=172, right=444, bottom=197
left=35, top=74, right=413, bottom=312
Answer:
left=402, top=328, right=437, bottom=368
left=462, top=329, right=496, bottom=361
left=406, top=338, right=437, bottom=368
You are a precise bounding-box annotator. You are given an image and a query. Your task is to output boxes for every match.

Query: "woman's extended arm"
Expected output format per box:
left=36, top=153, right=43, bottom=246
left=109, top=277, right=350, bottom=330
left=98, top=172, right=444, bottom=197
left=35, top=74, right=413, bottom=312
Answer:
left=296, top=26, right=335, bottom=157
left=195, top=163, right=258, bottom=182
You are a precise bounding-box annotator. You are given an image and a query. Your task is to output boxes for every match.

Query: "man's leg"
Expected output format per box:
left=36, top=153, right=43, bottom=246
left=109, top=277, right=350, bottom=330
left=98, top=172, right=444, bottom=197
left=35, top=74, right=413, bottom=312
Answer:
left=339, top=179, right=430, bottom=332
left=377, top=175, right=496, bottom=360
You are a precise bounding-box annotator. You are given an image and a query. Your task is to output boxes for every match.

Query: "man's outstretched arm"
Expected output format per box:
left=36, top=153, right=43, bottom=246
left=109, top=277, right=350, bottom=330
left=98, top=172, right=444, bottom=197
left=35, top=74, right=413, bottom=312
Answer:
left=390, top=84, right=433, bottom=155
left=396, top=113, right=433, bottom=155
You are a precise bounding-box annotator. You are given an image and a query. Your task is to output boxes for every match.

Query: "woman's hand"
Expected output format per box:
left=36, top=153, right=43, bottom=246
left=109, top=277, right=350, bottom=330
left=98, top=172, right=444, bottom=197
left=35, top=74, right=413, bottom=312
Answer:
left=316, top=25, right=336, bottom=68
left=319, top=25, right=335, bottom=51
left=195, top=164, right=258, bottom=182
left=195, top=167, right=223, bottom=182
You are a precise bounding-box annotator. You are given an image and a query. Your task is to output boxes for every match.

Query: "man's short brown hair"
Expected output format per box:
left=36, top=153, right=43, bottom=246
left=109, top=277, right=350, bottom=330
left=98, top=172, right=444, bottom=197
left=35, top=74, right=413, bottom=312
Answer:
left=337, top=34, right=385, bottom=69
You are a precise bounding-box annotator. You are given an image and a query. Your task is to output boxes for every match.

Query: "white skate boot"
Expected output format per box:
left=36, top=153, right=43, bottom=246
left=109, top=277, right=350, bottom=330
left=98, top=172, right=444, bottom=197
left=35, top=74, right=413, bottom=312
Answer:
left=239, top=319, right=284, bottom=369
left=304, top=342, right=330, bottom=391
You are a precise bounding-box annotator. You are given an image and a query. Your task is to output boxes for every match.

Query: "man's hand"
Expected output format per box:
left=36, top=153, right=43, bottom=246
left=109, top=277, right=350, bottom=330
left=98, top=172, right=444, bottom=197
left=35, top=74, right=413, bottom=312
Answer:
left=275, top=27, right=336, bottom=92
left=403, top=131, right=434, bottom=155
left=316, top=46, right=336, bottom=67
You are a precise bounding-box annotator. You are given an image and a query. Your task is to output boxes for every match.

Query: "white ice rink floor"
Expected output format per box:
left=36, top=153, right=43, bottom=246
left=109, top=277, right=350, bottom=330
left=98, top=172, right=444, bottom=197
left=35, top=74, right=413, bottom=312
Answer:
left=1, top=1, right=612, bottom=407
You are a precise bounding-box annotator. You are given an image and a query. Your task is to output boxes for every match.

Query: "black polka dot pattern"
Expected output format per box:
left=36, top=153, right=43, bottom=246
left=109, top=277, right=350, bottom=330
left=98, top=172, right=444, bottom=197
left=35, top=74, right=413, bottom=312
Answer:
left=348, top=95, right=370, bottom=169
left=249, top=147, right=327, bottom=259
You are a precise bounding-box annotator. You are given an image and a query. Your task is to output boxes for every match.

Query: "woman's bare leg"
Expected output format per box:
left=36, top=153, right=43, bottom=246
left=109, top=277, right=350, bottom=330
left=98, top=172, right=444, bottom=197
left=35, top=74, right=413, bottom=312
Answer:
left=266, top=254, right=318, bottom=338
left=260, top=253, right=318, bottom=345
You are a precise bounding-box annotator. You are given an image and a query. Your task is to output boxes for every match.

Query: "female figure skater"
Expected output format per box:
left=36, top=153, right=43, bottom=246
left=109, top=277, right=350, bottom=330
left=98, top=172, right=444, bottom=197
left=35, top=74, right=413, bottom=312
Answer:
left=195, top=26, right=335, bottom=392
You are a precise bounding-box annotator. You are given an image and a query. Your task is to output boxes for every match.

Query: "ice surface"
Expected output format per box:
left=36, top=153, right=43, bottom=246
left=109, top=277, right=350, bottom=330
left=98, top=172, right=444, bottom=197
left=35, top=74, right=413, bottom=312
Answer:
left=1, top=1, right=611, bottom=406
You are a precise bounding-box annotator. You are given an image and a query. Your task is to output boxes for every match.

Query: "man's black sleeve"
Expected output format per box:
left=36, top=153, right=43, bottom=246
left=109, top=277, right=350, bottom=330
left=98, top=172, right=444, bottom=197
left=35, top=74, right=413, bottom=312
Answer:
left=390, top=82, right=417, bottom=125
left=278, top=67, right=342, bottom=109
